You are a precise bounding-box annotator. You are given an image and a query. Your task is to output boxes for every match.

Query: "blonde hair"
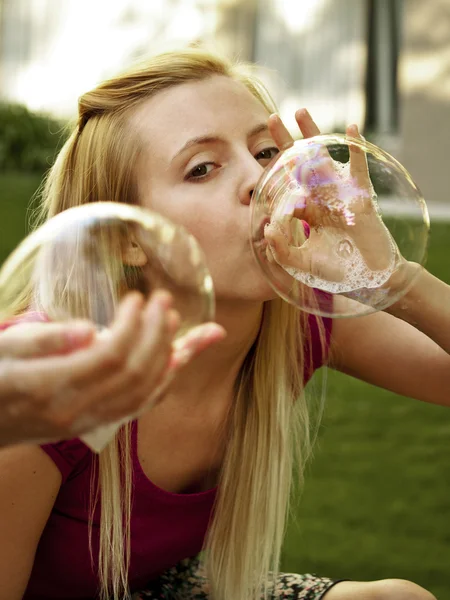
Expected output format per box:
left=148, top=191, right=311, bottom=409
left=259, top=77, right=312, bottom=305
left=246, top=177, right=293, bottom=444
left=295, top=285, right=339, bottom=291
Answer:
left=18, top=48, right=327, bottom=599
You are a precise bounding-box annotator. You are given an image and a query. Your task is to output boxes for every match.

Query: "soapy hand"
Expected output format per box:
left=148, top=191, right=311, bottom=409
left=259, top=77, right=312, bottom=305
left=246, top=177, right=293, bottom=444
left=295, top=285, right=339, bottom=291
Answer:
left=264, top=111, right=401, bottom=293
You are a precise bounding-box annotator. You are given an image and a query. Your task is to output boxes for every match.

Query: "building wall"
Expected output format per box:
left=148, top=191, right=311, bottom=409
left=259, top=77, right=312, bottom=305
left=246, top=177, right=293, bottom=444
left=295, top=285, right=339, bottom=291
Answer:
left=399, top=0, right=450, bottom=206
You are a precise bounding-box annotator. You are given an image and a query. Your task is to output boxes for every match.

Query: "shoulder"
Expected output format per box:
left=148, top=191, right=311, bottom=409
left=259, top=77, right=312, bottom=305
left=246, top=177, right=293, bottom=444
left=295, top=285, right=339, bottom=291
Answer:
left=0, top=444, right=65, bottom=597
left=41, top=438, right=92, bottom=484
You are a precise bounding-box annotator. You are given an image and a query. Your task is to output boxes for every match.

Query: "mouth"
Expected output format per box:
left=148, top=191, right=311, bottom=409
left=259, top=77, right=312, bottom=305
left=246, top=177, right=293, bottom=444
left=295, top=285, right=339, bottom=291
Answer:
left=252, top=216, right=271, bottom=243
left=253, top=238, right=268, bottom=252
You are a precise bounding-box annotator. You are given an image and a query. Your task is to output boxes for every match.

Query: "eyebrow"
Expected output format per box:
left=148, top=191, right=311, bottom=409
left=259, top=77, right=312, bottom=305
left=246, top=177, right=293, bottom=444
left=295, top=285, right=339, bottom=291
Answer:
left=171, top=123, right=270, bottom=162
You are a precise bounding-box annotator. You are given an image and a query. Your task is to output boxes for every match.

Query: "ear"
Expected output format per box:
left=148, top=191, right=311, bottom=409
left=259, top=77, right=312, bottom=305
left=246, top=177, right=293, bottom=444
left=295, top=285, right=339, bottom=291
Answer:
left=122, top=241, right=148, bottom=266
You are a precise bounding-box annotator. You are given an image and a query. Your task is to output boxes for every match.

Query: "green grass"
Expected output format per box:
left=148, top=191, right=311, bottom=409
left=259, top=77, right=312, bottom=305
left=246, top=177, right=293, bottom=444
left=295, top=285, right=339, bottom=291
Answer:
left=1, top=172, right=450, bottom=598
left=0, top=171, right=43, bottom=264
left=282, top=377, right=450, bottom=597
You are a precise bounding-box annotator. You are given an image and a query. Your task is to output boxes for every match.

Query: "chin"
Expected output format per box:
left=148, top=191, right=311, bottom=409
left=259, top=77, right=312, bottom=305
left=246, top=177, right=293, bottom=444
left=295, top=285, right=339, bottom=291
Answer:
left=249, top=278, right=278, bottom=302
left=209, top=257, right=278, bottom=303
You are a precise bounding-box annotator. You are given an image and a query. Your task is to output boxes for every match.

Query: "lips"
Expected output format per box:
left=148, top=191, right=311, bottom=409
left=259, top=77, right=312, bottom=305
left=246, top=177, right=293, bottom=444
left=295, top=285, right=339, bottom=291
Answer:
left=253, top=216, right=271, bottom=242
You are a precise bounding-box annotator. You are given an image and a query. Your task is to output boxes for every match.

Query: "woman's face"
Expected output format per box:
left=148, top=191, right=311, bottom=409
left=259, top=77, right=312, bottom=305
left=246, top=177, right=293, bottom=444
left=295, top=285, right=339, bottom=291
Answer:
left=133, top=75, right=279, bottom=302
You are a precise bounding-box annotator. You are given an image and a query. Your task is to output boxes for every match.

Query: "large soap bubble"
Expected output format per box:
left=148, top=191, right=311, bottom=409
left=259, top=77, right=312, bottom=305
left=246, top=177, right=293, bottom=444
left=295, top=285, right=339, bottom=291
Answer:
left=0, top=202, right=214, bottom=333
left=250, top=134, right=429, bottom=318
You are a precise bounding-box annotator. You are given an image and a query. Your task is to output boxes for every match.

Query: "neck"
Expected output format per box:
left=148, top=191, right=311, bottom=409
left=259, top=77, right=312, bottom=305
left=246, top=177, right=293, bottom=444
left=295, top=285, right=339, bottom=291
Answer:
left=169, top=298, right=264, bottom=399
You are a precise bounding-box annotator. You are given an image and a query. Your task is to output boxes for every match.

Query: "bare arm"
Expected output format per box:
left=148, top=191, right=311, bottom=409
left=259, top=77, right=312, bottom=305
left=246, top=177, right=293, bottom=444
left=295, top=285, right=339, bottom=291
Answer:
left=330, top=264, right=450, bottom=406
left=0, top=444, right=62, bottom=599
left=385, top=263, right=450, bottom=354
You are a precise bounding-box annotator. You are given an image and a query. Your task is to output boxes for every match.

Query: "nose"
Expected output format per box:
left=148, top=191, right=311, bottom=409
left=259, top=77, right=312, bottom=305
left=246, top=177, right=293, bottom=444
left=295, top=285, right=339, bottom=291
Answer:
left=239, top=161, right=264, bottom=206
left=238, top=155, right=265, bottom=207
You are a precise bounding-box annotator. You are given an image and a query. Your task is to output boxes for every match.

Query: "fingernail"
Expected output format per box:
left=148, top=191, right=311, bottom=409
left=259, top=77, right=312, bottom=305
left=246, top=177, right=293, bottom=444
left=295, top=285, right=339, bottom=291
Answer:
left=167, top=309, right=181, bottom=334
left=146, top=296, right=164, bottom=323
left=176, top=348, right=194, bottom=367
left=187, top=323, right=225, bottom=340
left=204, top=323, right=226, bottom=337
left=152, top=289, right=173, bottom=310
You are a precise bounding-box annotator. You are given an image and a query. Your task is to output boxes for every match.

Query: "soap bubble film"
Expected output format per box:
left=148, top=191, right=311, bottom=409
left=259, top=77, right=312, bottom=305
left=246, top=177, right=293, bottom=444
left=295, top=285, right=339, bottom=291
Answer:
left=250, top=134, right=429, bottom=318
left=0, top=202, right=214, bottom=333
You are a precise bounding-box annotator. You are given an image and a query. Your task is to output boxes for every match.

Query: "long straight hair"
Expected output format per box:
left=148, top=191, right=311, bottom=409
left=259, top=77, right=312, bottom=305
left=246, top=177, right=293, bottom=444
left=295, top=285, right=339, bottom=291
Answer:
left=12, top=48, right=328, bottom=599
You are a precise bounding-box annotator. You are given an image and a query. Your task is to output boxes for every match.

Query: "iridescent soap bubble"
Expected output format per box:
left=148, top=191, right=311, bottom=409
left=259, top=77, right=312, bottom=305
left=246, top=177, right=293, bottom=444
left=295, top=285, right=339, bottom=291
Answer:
left=250, top=134, right=429, bottom=318
left=0, top=202, right=214, bottom=333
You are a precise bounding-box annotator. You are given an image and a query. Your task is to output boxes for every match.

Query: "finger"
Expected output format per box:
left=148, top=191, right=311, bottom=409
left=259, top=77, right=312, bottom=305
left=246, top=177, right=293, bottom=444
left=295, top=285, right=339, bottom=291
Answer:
left=72, top=292, right=175, bottom=416
left=268, top=113, right=295, bottom=151
left=265, top=223, right=311, bottom=272
left=166, top=308, right=181, bottom=336
left=292, top=151, right=336, bottom=196
left=0, top=321, right=95, bottom=359
left=67, top=342, right=170, bottom=422
left=73, top=322, right=177, bottom=423
left=347, top=124, right=371, bottom=189
left=266, top=242, right=277, bottom=264
left=10, top=292, right=146, bottom=394
left=100, top=290, right=146, bottom=351
left=126, top=290, right=175, bottom=373
left=295, top=108, right=321, bottom=138
left=269, top=229, right=312, bottom=273
left=293, top=110, right=336, bottom=185
left=169, top=322, right=226, bottom=370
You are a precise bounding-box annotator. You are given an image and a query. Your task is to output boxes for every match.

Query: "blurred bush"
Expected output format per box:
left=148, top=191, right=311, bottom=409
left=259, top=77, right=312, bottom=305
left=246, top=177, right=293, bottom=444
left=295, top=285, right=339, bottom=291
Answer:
left=0, top=103, right=67, bottom=173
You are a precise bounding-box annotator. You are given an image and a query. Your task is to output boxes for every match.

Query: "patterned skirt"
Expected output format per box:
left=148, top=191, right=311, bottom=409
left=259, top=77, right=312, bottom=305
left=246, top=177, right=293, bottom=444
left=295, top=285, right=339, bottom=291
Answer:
left=132, top=556, right=343, bottom=599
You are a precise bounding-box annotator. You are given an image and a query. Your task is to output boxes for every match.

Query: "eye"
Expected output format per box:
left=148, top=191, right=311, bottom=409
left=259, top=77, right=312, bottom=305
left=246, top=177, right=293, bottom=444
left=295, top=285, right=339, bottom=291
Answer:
left=255, top=147, right=280, bottom=165
left=186, top=162, right=216, bottom=180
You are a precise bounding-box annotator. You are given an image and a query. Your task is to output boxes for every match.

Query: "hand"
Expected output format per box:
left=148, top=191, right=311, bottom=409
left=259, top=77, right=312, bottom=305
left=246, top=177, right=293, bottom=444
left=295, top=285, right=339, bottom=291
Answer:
left=264, top=110, right=401, bottom=292
left=0, top=291, right=225, bottom=446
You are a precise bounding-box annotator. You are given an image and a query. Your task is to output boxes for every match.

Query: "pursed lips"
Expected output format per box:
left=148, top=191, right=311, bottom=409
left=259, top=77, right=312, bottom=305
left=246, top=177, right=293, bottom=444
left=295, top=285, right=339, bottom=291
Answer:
left=252, top=216, right=271, bottom=242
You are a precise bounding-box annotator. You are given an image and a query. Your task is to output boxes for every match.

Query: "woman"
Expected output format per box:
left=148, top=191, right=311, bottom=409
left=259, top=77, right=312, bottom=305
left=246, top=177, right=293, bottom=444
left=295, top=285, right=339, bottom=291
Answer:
left=0, top=47, right=447, bottom=600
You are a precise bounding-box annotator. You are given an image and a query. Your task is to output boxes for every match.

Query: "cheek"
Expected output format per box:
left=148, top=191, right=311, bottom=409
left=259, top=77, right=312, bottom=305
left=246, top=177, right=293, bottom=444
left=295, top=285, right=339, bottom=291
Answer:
left=169, top=207, right=236, bottom=252
left=142, top=186, right=213, bottom=232
left=192, top=219, right=244, bottom=261
left=140, top=186, right=241, bottom=259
